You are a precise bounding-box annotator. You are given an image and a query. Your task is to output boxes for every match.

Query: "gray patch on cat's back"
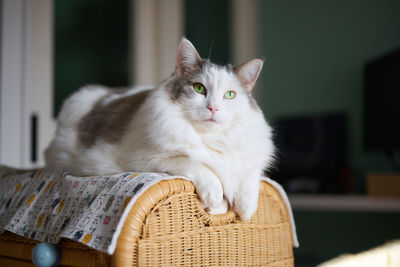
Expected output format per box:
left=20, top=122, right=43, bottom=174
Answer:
left=78, top=89, right=152, bottom=147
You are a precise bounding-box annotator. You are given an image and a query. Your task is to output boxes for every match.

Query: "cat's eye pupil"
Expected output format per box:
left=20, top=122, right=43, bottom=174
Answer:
left=193, top=83, right=206, bottom=95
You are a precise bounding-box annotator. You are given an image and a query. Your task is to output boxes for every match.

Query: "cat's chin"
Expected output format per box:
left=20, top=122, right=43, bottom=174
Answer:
left=192, top=118, right=224, bottom=132
left=202, top=118, right=224, bottom=128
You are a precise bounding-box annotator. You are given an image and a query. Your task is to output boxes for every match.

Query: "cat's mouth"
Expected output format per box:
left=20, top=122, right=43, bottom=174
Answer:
left=204, top=118, right=217, bottom=123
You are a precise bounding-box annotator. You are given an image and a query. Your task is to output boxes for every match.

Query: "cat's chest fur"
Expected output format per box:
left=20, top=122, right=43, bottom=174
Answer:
left=118, top=88, right=248, bottom=163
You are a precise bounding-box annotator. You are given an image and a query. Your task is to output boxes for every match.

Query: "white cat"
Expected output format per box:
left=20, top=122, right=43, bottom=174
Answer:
left=45, top=38, right=275, bottom=220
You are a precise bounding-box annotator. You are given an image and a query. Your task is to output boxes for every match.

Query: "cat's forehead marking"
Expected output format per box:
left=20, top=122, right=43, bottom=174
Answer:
left=201, top=64, right=238, bottom=91
left=201, top=59, right=234, bottom=73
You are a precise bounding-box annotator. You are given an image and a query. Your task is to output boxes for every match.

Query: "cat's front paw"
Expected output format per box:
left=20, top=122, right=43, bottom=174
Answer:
left=233, top=191, right=258, bottom=221
left=192, top=177, right=224, bottom=211
left=206, top=198, right=229, bottom=215
left=233, top=180, right=260, bottom=221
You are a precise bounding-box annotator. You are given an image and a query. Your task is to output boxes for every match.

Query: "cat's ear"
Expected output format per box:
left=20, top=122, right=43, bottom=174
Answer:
left=235, top=59, right=264, bottom=93
left=175, top=37, right=202, bottom=76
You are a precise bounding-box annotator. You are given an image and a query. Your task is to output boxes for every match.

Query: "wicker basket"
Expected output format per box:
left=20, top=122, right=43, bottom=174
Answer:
left=0, top=179, right=294, bottom=267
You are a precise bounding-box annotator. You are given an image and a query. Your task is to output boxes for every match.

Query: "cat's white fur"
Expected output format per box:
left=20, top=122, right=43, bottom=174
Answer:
left=45, top=38, right=275, bottom=220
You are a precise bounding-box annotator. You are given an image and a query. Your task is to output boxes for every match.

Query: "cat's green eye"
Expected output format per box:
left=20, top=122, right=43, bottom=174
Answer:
left=224, top=90, right=236, bottom=99
left=193, top=83, right=206, bottom=95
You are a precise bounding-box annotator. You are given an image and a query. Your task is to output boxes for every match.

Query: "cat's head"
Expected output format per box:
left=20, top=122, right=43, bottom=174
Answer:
left=165, top=38, right=263, bottom=131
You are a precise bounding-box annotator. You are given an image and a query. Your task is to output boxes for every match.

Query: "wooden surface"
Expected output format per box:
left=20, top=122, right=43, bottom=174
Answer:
left=289, top=194, right=400, bottom=212
left=367, top=173, right=400, bottom=197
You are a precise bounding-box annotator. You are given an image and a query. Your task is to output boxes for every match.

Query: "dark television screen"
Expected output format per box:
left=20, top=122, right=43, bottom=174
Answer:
left=364, top=48, right=400, bottom=151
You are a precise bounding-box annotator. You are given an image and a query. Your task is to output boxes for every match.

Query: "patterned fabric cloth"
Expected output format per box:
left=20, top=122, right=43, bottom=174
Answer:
left=0, top=166, right=298, bottom=254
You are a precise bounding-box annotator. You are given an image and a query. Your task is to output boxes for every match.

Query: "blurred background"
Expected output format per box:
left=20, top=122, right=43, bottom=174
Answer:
left=1, top=0, right=399, bottom=266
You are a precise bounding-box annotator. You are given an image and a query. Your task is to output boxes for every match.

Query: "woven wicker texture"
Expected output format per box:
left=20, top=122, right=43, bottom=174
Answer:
left=113, top=179, right=294, bottom=267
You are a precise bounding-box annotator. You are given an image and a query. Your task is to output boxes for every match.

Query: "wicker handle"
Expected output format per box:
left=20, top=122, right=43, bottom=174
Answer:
left=112, top=179, right=241, bottom=266
left=150, top=179, right=239, bottom=226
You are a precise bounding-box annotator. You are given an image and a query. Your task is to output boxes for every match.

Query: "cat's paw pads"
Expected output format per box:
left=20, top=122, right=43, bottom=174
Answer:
left=233, top=192, right=258, bottom=221
left=206, top=198, right=229, bottom=215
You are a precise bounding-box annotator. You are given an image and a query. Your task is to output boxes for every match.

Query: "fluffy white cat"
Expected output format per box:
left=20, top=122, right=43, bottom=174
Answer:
left=45, top=38, right=275, bottom=220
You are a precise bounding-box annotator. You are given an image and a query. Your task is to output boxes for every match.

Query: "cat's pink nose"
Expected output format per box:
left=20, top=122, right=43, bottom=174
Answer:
left=207, top=105, right=219, bottom=114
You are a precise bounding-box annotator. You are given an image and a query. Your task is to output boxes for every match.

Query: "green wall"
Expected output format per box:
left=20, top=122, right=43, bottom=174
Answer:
left=54, top=0, right=129, bottom=116
left=258, top=0, right=400, bottom=186
left=184, top=0, right=231, bottom=65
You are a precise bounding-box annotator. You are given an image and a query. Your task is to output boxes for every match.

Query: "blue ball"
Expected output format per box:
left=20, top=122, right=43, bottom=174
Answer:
left=31, top=242, right=58, bottom=267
